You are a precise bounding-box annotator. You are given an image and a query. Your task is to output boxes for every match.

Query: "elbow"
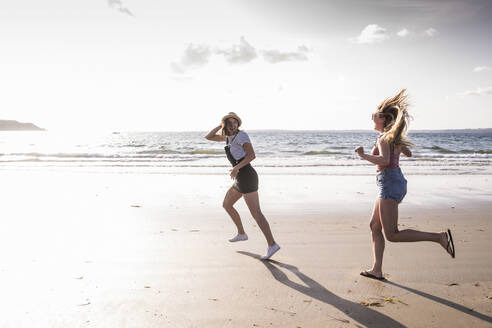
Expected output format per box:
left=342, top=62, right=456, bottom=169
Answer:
left=204, top=135, right=211, bottom=140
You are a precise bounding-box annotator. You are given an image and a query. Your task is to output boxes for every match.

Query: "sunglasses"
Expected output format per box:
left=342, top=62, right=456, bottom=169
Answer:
left=372, top=112, right=384, bottom=119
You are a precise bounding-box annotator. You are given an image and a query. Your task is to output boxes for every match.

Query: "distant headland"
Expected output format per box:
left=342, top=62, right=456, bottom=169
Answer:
left=0, top=120, right=45, bottom=131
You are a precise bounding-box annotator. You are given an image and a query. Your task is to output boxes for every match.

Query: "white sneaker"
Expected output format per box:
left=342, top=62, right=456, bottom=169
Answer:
left=261, top=243, right=280, bottom=260
left=228, top=234, right=248, bottom=242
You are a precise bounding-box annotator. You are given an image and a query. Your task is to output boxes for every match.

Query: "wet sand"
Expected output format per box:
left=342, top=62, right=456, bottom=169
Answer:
left=0, top=171, right=491, bottom=327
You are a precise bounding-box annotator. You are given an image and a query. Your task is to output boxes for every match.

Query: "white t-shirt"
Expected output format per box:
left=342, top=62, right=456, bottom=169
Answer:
left=226, top=131, right=251, bottom=160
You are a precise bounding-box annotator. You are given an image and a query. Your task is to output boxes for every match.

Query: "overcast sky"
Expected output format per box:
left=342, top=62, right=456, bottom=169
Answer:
left=0, top=0, right=491, bottom=131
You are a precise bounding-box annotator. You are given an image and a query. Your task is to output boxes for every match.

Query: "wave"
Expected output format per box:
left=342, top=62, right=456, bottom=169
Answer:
left=137, top=149, right=179, bottom=155
left=412, top=158, right=439, bottom=162
left=423, top=146, right=492, bottom=155
left=9, top=152, right=110, bottom=158
left=2, top=160, right=492, bottom=170
left=5, top=150, right=492, bottom=163
left=122, top=144, right=146, bottom=148
left=424, top=146, right=457, bottom=154
left=5, top=149, right=224, bottom=159
left=459, top=149, right=492, bottom=154
left=137, top=149, right=223, bottom=155
left=303, top=150, right=346, bottom=155
left=187, top=149, right=223, bottom=155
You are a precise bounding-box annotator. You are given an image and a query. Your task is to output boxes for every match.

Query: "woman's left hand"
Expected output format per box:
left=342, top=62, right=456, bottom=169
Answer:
left=230, top=166, right=239, bottom=179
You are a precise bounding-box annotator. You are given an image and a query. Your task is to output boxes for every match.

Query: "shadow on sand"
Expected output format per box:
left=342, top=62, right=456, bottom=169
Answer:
left=237, top=251, right=406, bottom=328
left=386, top=281, right=492, bottom=324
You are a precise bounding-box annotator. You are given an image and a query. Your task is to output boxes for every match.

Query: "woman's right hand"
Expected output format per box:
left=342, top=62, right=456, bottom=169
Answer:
left=354, top=146, right=365, bottom=157
left=205, top=124, right=226, bottom=142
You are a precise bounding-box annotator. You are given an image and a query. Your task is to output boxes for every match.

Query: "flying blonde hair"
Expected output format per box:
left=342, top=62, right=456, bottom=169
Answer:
left=377, top=89, right=414, bottom=148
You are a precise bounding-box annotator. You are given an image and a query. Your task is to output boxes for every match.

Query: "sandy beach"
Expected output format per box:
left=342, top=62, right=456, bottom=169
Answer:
left=3, top=0, right=492, bottom=325
left=0, top=170, right=491, bottom=327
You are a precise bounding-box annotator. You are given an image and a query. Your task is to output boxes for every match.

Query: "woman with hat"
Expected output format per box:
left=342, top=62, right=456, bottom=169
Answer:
left=205, top=112, right=280, bottom=260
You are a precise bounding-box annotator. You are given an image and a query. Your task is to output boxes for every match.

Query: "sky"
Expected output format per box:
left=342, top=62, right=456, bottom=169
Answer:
left=0, top=0, right=491, bottom=132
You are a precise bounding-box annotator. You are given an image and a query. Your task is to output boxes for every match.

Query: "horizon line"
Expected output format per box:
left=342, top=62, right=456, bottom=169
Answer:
left=11, top=127, right=491, bottom=133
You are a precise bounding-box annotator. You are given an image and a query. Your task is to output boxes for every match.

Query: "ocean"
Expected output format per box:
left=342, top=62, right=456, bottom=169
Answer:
left=1, top=129, right=491, bottom=175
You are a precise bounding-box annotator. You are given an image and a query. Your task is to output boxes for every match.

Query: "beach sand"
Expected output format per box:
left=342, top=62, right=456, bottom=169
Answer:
left=0, top=170, right=491, bottom=327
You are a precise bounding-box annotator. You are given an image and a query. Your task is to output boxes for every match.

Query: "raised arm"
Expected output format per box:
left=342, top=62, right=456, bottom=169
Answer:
left=355, top=138, right=391, bottom=166
left=205, top=125, right=226, bottom=142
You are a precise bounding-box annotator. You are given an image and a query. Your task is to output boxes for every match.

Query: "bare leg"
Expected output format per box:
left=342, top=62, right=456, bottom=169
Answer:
left=364, top=199, right=385, bottom=278
left=379, top=198, right=451, bottom=255
left=222, top=187, right=245, bottom=235
left=243, top=191, right=275, bottom=246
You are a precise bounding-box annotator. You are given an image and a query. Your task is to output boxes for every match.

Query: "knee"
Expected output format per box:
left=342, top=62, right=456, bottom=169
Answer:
left=385, top=231, right=399, bottom=242
left=369, top=220, right=381, bottom=233
left=222, top=201, right=231, bottom=210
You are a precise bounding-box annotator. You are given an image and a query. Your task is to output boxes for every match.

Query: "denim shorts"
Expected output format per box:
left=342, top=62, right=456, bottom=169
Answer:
left=376, top=167, right=407, bottom=203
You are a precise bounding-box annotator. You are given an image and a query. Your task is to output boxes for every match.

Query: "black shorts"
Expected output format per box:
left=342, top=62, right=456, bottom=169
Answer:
left=233, top=164, right=259, bottom=194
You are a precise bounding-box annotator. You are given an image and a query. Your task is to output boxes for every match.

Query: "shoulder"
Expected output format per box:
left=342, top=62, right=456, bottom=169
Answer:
left=237, top=131, right=252, bottom=145
left=238, top=131, right=250, bottom=139
left=378, top=138, right=389, bottom=145
left=377, top=136, right=390, bottom=152
left=377, top=134, right=389, bottom=145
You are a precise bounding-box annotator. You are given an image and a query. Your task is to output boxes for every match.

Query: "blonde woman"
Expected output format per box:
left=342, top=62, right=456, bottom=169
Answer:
left=205, top=112, right=280, bottom=260
left=355, top=89, right=455, bottom=280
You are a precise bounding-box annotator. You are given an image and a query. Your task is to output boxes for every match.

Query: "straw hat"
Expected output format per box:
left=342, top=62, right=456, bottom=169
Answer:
left=221, top=112, right=242, bottom=126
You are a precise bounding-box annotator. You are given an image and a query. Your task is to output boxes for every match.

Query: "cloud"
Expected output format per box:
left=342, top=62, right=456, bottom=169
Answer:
left=170, top=44, right=212, bottom=74
left=171, top=38, right=311, bottom=74
left=457, top=87, right=492, bottom=96
left=181, top=44, right=212, bottom=67
left=108, top=0, right=134, bottom=16
left=473, top=66, right=491, bottom=73
left=425, top=28, right=439, bottom=37
left=261, top=46, right=309, bottom=64
left=351, top=24, right=389, bottom=44
left=216, top=36, right=257, bottom=64
left=397, top=28, right=410, bottom=37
